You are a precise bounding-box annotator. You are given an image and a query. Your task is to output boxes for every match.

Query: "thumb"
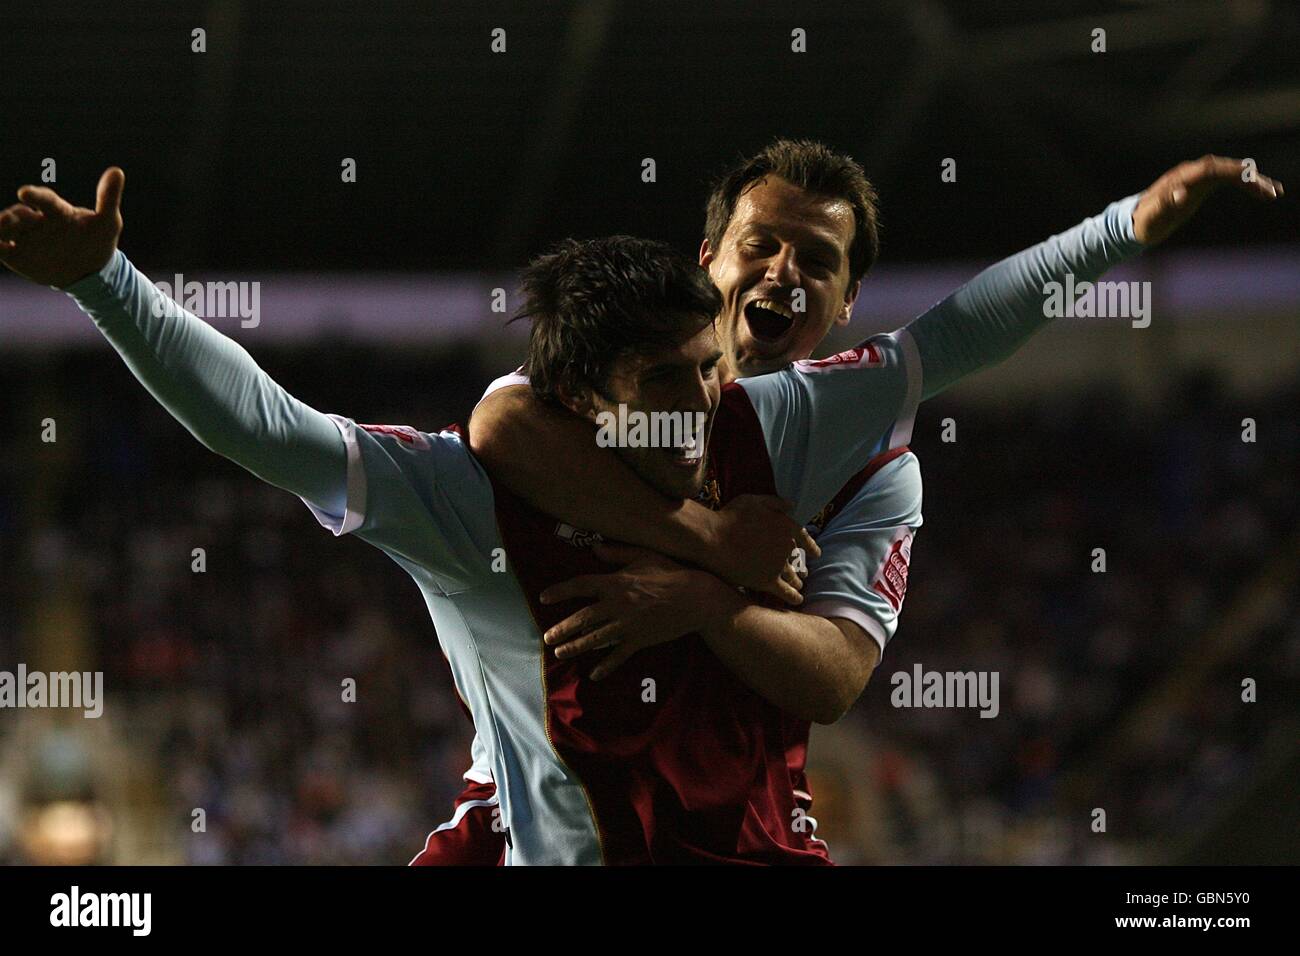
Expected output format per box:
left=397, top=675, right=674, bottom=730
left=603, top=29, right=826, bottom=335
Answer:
left=95, top=167, right=125, bottom=220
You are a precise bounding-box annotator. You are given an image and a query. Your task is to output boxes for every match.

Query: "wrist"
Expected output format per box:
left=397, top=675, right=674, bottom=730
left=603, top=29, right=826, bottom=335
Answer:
left=672, top=500, right=724, bottom=570
left=695, top=574, right=748, bottom=641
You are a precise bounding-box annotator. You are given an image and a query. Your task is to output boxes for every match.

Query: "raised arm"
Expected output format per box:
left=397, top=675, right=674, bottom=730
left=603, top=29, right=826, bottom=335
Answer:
left=910, top=155, right=1282, bottom=399
left=0, top=168, right=346, bottom=513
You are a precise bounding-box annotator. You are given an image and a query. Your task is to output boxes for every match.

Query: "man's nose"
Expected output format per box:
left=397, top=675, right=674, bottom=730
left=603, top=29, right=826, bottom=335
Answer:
left=681, top=371, right=713, bottom=413
left=764, top=246, right=800, bottom=288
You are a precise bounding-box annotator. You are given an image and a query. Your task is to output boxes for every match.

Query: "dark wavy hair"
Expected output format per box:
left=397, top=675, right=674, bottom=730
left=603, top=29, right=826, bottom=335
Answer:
left=516, top=235, right=721, bottom=404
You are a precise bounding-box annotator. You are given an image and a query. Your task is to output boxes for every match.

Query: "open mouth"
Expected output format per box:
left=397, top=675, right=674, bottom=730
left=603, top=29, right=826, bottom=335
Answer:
left=667, top=431, right=704, bottom=467
left=743, top=299, right=796, bottom=344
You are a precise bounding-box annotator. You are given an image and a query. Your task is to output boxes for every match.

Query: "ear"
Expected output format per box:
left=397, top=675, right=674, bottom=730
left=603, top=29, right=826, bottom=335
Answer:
left=555, top=382, right=596, bottom=421
left=698, top=237, right=714, bottom=268
left=836, top=278, right=861, bottom=327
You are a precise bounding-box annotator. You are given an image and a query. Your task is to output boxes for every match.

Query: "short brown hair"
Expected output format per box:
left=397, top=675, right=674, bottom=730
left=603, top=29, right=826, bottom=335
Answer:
left=516, top=236, right=721, bottom=404
left=704, top=138, right=881, bottom=282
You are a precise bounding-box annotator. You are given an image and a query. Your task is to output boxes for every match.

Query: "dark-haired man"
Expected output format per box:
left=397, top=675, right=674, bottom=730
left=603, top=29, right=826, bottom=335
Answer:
left=1, top=153, right=1278, bottom=864
left=411, top=144, right=1282, bottom=863
left=2, top=193, right=939, bottom=861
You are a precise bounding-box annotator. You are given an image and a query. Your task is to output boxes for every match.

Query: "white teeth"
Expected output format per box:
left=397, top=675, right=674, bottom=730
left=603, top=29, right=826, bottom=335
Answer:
left=752, top=299, right=794, bottom=320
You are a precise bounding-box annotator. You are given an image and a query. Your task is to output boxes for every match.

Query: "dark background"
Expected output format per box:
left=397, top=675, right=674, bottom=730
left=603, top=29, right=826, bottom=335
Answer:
left=0, top=1, right=1297, bottom=865
left=3, top=0, right=1297, bottom=272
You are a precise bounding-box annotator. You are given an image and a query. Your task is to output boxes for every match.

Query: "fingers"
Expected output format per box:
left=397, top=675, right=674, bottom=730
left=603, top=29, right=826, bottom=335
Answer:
left=797, top=527, right=821, bottom=560
left=1185, top=155, right=1282, bottom=200
left=555, top=624, right=624, bottom=661
left=762, top=578, right=804, bottom=606
left=15, top=184, right=74, bottom=219
left=590, top=646, right=636, bottom=681
left=539, top=574, right=605, bottom=605
left=543, top=604, right=608, bottom=645
left=0, top=203, right=45, bottom=241
left=780, top=562, right=804, bottom=593
left=95, top=167, right=125, bottom=219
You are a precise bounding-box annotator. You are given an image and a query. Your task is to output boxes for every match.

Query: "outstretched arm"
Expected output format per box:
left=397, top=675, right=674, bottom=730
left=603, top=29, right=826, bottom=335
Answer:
left=910, top=155, right=1282, bottom=399
left=0, top=168, right=346, bottom=513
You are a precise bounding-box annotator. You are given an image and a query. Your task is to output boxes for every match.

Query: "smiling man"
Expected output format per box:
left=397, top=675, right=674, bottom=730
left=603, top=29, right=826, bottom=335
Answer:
left=410, top=142, right=1282, bottom=864
left=0, top=149, right=1277, bottom=865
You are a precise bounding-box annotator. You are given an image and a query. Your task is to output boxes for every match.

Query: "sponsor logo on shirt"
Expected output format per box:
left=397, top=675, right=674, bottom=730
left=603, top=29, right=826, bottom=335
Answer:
left=793, top=343, right=882, bottom=373
left=872, top=532, right=913, bottom=611
left=358, top=423, right=431, bottom=449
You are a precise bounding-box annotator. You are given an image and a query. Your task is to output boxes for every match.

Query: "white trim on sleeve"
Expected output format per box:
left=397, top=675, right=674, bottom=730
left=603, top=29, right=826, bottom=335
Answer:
left=891, top=328, right=923, bottom=448
left=326, top=414, right=366, bottom=535
left=802, top=600, right=891, bottom=656
left=478, top=369, right=530, bottom=405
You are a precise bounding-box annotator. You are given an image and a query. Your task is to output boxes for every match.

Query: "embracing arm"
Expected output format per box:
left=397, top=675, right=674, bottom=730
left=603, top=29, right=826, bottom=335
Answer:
left=703, top=601, right=879, bottom=724
left=539, top=541, right=874, bottom=722
left=471, top=384, right=814, bottom=599
left=471, top=386, right=722, bottom=566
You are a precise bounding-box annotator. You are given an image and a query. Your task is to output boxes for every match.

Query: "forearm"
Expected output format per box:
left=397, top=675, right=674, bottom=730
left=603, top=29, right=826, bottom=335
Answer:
left=63, top=250, right=344, bottom=508
left=908, top=193, right=1145, bottom=400
left=701, top=598, right=878, bottom=724
left=469, top=386, right=717, bottom=563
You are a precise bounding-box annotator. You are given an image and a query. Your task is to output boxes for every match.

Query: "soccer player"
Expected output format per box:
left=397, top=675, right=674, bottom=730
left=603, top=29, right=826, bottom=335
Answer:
left=411, top=145, right=1284, bottom=863
left=0, top=156, right=1278, bottom=864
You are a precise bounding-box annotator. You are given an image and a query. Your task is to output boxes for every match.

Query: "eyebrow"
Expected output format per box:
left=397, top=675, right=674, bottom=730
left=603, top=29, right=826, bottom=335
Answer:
left=739, top=224, right=843, bottom=263
left=640, top=350, right=723, bottom=378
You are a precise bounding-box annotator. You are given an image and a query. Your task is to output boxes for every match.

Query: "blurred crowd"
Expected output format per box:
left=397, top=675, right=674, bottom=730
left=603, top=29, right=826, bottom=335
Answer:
left=0, top=348, right=1295, bottom=864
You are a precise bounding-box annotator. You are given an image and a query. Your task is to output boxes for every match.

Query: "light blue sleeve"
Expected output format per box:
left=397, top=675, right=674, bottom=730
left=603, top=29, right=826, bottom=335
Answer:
left=734, top=329, right=923, bottom=523
left=63, top=249, right=346, bottom=514
left=906, top=193, right=1144, bottom=399
left=801, top=453, right=923, bottom=657
left=62, top=249, right=497, bottom=594
left=733, top=195, right=1144, bottom=522
left=303, top=419, right=502, bottom=595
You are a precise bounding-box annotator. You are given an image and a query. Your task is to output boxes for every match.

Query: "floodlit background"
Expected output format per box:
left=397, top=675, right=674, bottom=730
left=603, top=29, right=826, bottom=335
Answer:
left=1, top=0, right=1297, bottom=863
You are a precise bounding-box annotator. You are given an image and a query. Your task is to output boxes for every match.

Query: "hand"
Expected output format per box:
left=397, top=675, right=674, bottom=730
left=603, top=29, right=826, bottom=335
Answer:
left=700, top=494, right=820, bottom=604
left=539, top=542, right=744, bottom=681
left=1133, top=155, right=1282, bottom=247
left=0, top=167, right=125, bottom=288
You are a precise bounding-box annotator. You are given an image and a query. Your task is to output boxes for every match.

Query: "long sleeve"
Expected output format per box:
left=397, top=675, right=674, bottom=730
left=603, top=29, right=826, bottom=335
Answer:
left=62, top=250, right=346, bottom=513
left=906, top=193, right=1145, bottom=400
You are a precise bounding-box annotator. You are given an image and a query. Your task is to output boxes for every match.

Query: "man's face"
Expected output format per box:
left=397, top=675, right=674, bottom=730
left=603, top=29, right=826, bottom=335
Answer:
left=701, top=175, right=861, bottom=378
left=572, top=321, right=723, bottom=500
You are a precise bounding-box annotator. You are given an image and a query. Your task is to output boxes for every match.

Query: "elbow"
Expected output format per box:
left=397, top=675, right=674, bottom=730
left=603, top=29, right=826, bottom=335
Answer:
left=806, top=682, right=856, bottom=725
left=809, top=670, right=873, bottom=725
